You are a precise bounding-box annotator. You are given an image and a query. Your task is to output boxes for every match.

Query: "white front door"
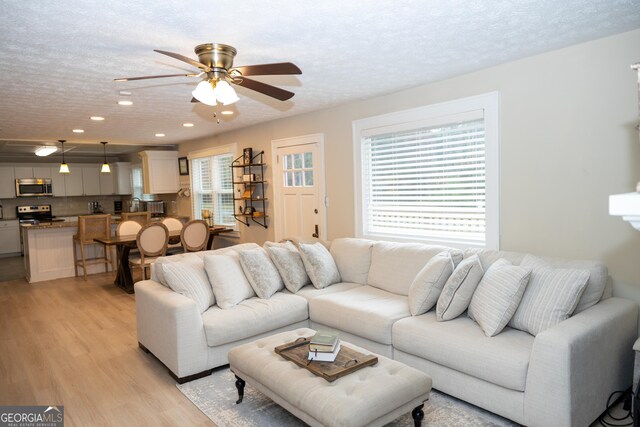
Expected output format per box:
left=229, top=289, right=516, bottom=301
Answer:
left=272, top=135, right=326, bottom=242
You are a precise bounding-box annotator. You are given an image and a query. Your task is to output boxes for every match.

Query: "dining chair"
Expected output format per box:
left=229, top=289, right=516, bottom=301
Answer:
left=116, top=220, right=143, bottom=237
left=162, top=217, right=184, bottom=254
left=73, top=214, right=112, bottom=280
left=129, top=223, right=169, bottom=280
left=121, top=211, right=151, bottom=226
left=180, top=220, right=210, bottom=252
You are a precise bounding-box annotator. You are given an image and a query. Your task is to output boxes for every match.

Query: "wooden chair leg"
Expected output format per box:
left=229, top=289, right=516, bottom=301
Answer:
left=80, top=242, right=87, bottom=281
left=102, top=244, right=109, bottom=273
left=73, top=239, right=79, bottom=277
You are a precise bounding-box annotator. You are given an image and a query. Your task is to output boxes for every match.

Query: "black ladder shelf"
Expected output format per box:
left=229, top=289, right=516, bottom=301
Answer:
left=231, top=150, right=268, bottom=228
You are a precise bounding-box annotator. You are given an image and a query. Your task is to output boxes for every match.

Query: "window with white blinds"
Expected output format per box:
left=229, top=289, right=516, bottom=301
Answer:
left=354, top=93, right=499, bottom=248
left=191, top=151, right=235, bottom=227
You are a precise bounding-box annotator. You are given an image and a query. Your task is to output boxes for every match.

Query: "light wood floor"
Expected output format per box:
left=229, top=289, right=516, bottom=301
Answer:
left=0, top=273, right=213, bottom=427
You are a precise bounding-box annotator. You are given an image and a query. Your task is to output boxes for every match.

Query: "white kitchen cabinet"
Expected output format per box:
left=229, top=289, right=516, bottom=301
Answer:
left=51, top=167, right=66, bottom=197
left=99, top=169, right=115, bottom=195
left=64, top=168, right=84, bottom=196
left=0, top=166, right=16, bottom=199
left=14, top=166, right=33, bottom=179
left=33, top=167, right=52, bottom=178
left=81, top=166, right=101, bottom=196
left=139, top=151, right=179, bottom=194
left=0, top=220, right=21, bottom=254
left=114, top=162, right=132, bottom=195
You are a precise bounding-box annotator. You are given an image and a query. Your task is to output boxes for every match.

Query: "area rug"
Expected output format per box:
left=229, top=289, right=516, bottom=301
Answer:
left=177, top=368, right=519, bottom=427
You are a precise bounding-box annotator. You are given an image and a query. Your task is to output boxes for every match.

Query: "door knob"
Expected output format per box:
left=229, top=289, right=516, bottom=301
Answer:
left=312, top=224, right=319, bottom=238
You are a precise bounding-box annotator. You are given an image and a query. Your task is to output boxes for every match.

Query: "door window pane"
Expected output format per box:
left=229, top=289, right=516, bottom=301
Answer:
left=304, top=171, right=314, bottom=186
left=304, top=152, right=313, bottom=168
left=282, top=151, right=314, bottom=187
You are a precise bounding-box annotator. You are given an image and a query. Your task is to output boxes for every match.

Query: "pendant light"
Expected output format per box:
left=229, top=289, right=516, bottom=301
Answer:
left=100, top=141, right=111, bottom=173
left=58, top=140, right=69, bottom=174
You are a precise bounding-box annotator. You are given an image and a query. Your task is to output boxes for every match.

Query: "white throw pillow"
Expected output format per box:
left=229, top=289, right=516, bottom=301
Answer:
left=436, top=255, right=484, bottom=321
left=263, top=240, right=298, bottom=251
left=329, top=238, right=374, bottom=284
left=468, top=259, right=531, bottom=337
left=239, top=248, right=284, bottom=299
left=161, top=259, right=214, bottom=314
left=266, top=246, right=311, bottom=293
left=508, top=261, right=590, bottom=336
left=407, top=252, right=455, bottom=316
left=203, top=253, right=256, bottom=309
left=298, top=242, right=341, bottom=289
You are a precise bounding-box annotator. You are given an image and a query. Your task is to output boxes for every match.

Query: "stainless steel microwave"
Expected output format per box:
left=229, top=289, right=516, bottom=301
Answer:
left=15, top=178, right=53, bottom=197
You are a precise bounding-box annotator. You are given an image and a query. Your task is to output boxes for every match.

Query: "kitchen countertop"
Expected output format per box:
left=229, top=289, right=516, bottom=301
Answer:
left=20, top=215, right=190, bottom=230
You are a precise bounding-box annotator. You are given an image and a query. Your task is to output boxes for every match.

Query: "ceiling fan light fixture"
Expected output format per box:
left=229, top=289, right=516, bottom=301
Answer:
left=215, top=80, right=239, bottom=105
left=192, top=80, right=217, bottom=106
left=100, top=141, right=111, bottom=174
left=35, top=146, right=58, bottom=157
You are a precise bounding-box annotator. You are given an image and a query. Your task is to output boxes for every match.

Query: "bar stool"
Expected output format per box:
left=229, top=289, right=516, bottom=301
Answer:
left=180, top=220, right=210, bottom=252
left=129, top=223, right=169, bottom=280
left=73, top=214, right=112, bottom=280
left=121, top=211, right=151, bottom=226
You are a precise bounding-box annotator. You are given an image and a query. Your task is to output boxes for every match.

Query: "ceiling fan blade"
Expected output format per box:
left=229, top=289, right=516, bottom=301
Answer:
left=233, top=62, right=302, bottom=76
left=154, top=49, right=209, bottom=70
left=114, top=73, right=198, bottom=82
left=234, top=77, right=295, bottom=101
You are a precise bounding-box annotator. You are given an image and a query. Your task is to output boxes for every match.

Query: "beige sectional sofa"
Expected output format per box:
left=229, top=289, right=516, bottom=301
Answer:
left=135, top=238, right=638, bottom=427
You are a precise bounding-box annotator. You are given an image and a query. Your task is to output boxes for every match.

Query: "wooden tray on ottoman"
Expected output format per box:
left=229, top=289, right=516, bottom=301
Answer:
left=274, top=336, right=378, bottom=382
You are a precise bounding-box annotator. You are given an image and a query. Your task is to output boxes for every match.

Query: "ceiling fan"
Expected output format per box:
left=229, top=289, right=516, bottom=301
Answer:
left=114, top=43, right=302, bottom=105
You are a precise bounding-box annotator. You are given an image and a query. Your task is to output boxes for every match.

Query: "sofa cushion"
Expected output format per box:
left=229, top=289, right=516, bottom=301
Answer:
left=299, top=242, right=341, bottom=289
left=203, top=253, right=256, bottom=309
left=509, top=259, right=589, bottom=336
left=152, top=242, right=260, bottom=283
left=367, top=241, right=455, bottom=296
left=202, top=293, right=309, bottom=347
left=266, top=245, right=311, bottom=293
left=408, top=252, right=454, bottom=316
left=329, top=238, right=374, bottom=284
left=309, top=286, right=410, bottom=344
left=294, top=282, right=362, bottom=301
left=436, top=254, right=484, bottom=321
left=468, top=259, right=531, bottom=336
left=239, top=247, right=284, bottom=299
left=392, top=312, right=534, bottom=391
left=160, top=258, right=214, bottom=314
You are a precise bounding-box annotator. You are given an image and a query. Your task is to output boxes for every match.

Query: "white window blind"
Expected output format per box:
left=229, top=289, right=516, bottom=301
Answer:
left=191, top=153, right=235, bottom=227
left=355, top=93, right=499, bottom=248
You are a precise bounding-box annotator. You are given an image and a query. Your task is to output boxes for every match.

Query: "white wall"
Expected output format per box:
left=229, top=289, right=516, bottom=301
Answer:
left=179, top=29, right=640, bottom=298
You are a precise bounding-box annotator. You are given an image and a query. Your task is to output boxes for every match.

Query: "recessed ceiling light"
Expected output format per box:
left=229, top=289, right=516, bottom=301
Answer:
left=221, top=110, right=234, bottom=115
left=35, top=146, right=58, bottom=157
left=119, top=91, right=132, bottom=96
left=72, top=129, right=84, bottom=133
left=183, top=123, right=194, bottom=127
left=90, top=116, right=105, bottom=121
left=155, top=133, right=165, bottom=137
left=118, top=100, right=133, bottom=106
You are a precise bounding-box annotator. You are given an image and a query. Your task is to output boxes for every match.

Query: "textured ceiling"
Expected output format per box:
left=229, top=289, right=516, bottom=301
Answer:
left=0, top=0, right=639, bottom=155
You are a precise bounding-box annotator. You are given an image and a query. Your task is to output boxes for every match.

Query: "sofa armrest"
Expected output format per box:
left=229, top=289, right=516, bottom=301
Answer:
left=135, top=280, right=209, bottom=378
left=525, top=297, right=638, bottom=427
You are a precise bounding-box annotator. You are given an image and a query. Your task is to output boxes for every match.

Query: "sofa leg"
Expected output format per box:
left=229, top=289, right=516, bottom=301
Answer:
left=138, top=342, right=150, bottom=353
left=412, top=404, right=424, bottom=427
left=171, top=368, right=214, bottom=384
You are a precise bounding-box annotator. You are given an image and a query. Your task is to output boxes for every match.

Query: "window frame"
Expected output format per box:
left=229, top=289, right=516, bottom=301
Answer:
left=352, top=92, right=500, bottom=249
left=188, top=143, right=237, bottom=229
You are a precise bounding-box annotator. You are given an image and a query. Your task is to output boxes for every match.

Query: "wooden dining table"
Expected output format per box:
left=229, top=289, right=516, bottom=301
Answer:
left=94, top=226, right=232, bottom=293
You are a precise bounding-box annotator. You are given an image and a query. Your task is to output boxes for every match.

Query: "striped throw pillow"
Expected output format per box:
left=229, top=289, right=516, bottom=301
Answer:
left=468, top=259, right=531, bottom=336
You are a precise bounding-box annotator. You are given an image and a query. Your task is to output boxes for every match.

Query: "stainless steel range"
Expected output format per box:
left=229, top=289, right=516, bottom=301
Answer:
left=16, top=205, right=53, bottom=224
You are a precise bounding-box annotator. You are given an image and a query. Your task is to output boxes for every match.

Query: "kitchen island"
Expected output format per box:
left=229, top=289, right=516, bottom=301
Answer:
left=21, top=221, right=110, bottom=283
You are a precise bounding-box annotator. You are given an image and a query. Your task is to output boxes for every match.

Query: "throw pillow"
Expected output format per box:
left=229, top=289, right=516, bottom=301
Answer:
left=203, top=253, right=256, bottom=309
left=468, top=259, right=531, bottom=337
left=263, top=240, right=298, bottom=251
left=266, top=246, right=311, bottom=293
left=298, top=242, right=341, bottom=289
left=521, top=254, right=604, bottom=314
left=239, top=248, right=284, bottom=299
left=161, top=259, right=214, bottom=314
left=436, top=254, right=484, bottom=321
left=407, top=252, right=455, bottom=316
left=508, top=262, right=590, bottom=336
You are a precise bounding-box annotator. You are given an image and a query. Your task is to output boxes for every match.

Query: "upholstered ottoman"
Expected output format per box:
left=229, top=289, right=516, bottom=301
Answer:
left=228, top=328, right=432, bottom=427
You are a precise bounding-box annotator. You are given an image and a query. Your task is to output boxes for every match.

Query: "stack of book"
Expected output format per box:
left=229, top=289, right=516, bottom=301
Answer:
left=308, top=330, right=340, bottom=362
